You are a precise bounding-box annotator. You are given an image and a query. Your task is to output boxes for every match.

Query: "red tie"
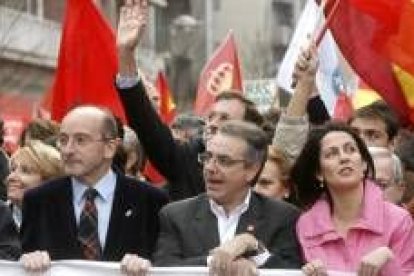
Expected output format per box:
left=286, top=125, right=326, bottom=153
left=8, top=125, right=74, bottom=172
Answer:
left=78, top=188, right=101, bottom=260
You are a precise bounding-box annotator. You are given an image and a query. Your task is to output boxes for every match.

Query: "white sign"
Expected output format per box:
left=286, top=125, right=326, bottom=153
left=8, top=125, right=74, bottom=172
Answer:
left=0, top=260, right=355, bottom=276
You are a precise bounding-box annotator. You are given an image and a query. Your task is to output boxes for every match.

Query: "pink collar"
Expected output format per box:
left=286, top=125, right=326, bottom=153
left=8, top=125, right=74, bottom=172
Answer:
left=303, top=180, right=384, bottom=242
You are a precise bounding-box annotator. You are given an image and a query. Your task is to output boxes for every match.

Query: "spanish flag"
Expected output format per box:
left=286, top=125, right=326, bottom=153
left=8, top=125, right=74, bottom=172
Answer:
left=326, top=0, right=414, bottom=125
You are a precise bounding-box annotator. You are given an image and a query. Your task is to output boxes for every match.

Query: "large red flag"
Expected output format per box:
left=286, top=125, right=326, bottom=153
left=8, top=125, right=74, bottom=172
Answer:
left=156, top=72, right=177, bottom=124
left=194, top=31, right=242, bottom=116
left=50, top=0, right=125, bottom=122
left=325, top=0, right=412, bottom=125
left=377, top=0, right=414, bottom=77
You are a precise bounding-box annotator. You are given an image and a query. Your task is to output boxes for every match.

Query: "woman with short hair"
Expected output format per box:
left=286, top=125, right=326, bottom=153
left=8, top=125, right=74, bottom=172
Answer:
left=6, top=140, right=63, bottom=228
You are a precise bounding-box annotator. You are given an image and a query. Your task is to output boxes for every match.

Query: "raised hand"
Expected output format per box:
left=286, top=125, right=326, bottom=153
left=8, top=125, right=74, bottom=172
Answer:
left=291, top=43, right=318, bottom=89
left=117, top=0, right=149, bottom=51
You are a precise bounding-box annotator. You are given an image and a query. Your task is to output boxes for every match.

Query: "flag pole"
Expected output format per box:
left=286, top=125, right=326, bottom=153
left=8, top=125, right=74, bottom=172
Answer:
left=314, top=0, right=340, bottom=46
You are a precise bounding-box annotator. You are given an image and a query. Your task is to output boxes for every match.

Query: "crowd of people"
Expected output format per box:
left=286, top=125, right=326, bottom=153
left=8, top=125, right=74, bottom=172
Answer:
left=0, top=0, right=413, bottom=275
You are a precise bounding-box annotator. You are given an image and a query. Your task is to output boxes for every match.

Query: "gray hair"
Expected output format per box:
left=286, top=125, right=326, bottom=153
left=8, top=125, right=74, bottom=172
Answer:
left=218, top=120, right=268, bottom=165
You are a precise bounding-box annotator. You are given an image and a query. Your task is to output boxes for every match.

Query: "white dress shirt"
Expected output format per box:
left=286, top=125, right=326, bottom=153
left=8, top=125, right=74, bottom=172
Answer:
left=208, top=190, right=270, bottom=266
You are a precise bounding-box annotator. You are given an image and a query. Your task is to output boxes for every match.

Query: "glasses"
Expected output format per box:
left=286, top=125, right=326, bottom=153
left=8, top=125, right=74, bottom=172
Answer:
left=198, top=152, right=246, bottom=167
left=56, top=133, right=111, bottom=148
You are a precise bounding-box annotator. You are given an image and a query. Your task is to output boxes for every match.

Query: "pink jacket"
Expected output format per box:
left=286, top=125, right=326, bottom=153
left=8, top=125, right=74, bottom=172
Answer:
left=297, top=181, right=414, bottom=275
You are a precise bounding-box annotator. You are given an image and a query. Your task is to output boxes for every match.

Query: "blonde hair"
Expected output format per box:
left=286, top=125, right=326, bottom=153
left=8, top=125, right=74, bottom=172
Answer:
left=267, top=145, right=291, bottom=187
left=15, top=140, right=63, bottom=181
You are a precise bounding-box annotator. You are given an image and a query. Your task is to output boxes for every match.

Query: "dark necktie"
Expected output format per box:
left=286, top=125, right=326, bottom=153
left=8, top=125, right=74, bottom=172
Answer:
left=78, top=188, right=102, bottom=260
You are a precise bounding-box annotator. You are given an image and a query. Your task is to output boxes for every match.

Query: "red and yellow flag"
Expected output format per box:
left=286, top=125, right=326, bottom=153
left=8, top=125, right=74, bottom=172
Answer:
left=326, top=0, right=414, bottom=125
left=194, top=31, right=243, bottom=116
left=156, top=72, right=176, bottom=124
left=50, top=0, right=125, bottom=122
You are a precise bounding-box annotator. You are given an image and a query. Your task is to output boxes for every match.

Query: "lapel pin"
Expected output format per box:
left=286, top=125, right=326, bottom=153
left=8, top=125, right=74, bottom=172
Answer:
left=125, top=209, right=133, bottom=217
left=247, top=225, right=255, bottom=232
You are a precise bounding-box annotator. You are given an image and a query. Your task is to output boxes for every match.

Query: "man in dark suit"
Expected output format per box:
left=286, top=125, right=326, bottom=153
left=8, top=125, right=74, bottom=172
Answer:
left=153, top=121, right=303, bottom=275
left=116, top=0, right=263, bottom=201
left=20, top=106, right=168, bottom=274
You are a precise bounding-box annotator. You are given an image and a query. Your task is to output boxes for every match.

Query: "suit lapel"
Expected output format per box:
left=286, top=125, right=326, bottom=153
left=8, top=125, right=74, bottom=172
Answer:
left=59, top=179, right=81, bottom=255
left=236, top=192, right=265, bottom=236
left=102, top=174, right=123, bottom=258
left=193, top=195, right=220, bottom=253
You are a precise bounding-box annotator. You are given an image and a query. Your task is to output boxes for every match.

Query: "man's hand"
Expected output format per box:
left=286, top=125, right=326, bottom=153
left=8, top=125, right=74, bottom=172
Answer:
left=209, top=233, right=258, bottom=275
left=302, top=259, right=328, bottom=276
left=117, top=0, right=148, bottom=51
left=20, top=251, right=51, bottom=272
left=120, top=254, right=151, bottom=276
left=230, top=258, right=258, bottom=276
left=357, top=247, right=393, bottom=276
left=291, top=43, right=318, bottom=89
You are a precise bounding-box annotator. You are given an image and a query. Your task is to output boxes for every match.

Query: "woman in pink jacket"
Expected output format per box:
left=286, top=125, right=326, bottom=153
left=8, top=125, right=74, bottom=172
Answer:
left=291, top=122, right=414, bottom=276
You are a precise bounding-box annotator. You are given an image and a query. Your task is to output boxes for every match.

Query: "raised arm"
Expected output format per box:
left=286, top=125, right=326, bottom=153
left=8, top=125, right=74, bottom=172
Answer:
left=273, top=45, right=318, bottom=163
left=117, top=0, right=148, bottom=77
left=116, top=0, right=196, bottom=185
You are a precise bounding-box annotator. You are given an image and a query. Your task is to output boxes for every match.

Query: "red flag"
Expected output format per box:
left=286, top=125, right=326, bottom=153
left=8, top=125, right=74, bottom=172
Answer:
left=325, top=0, right=412, bottom=125
left=348, top=0, right=403, bottom=29
left=377, top=0, right=414, bottom=77
left=50, top=0, right=125, bottom=122
left=156, top=72, right=177, bottom=124
left=194, top=31, right=243, bottom=116
left=143, top=161, right=165, bottom=187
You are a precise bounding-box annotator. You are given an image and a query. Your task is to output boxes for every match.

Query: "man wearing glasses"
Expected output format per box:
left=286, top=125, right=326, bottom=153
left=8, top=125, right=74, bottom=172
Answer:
left=152, top=120, right=302, bottom=275
left=19, top=106, right=168, bottom=275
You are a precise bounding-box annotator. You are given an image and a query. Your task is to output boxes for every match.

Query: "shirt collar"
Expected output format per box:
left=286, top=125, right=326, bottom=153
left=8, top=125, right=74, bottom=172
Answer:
left=209, top=189, right=251, bottom=218
left=72, top=169, right=117, bottom=205
left=303, top=180, right=384, bottom=240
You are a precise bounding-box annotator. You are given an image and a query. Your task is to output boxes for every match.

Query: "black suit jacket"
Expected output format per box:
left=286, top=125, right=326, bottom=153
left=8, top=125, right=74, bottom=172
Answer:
left=0, top=200, right=20, bottom=260
left=153, top=192, right=303, bottom=268
left=118, top=82, right=205, bottom=201
left=21, top=173, right=169, bottom=261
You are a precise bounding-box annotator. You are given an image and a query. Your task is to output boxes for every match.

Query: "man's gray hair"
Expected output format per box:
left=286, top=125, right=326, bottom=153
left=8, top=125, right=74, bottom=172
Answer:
left=218, top=120, right=268, bottom=165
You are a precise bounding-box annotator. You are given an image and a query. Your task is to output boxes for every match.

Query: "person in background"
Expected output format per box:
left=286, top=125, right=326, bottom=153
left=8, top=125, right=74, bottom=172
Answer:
left=368, top=146, right=405, bottom=204
left=170, top=113, right=205, bottom=143
left=115, top=0, right=263, bottom=202
left=0, top=119, right=9, bottom=201
left=349, top=101, right=400, bottom=149
left=396, top=135, right=414, bottom=218
left=19, top=118, right=60, bottom=147
left=292, top=122, right=414, bottom=275
left=123, top=126, right=146, bottom=180
left=254, top=145, right=292, bottom=201
left=6, top=140, right=63, bottom=229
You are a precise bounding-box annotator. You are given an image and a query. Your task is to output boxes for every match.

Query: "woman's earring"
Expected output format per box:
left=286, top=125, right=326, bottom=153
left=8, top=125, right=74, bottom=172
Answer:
left=319, top=179, right=325, bottom=189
